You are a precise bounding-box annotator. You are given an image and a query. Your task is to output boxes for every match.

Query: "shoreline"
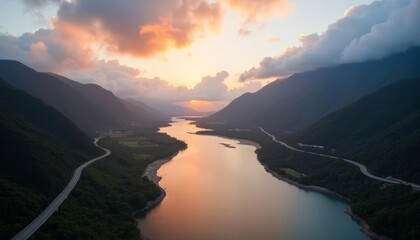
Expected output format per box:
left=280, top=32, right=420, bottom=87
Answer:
left=261, top=162, right=350, bottom=201
left=197, top=131, right=388, bottom=240
left=345, top=208, right=391, bottom=240
left=260, top=163, right=390, bottom=240
left=195, top=131, right=262, bottom=150
left=138, top=124, right=389, bottom=240
left=134, top=149, right=185, bottom=217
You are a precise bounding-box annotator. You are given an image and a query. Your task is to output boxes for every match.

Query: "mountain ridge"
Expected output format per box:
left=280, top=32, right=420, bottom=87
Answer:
left=0, top=60, right=167, bottom=131
left=291, top=77, right=420, bottom=183
left=203, top=47, right=420, bottom=132
left=0, top=78, right=103, bottom=239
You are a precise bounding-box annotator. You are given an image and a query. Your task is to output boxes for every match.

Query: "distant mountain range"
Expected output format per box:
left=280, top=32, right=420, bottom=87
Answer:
left=0, top=78, right=101, bottom=238
left=203, top=47, right=420, bottom=132
left=126, top=99, right=203, bottom=117
left=0, top=60, right=167, bottom=131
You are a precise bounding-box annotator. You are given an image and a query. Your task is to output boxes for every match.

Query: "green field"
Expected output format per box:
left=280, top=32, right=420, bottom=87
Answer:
left=118, top=137, right=159, bottom=148
left=133, top=154, right=153, bottom=160
left=279, top=168, right=305, bottom=180
left=119, top=140, right=141, bottom=148
left=138, top=144, right=159, bottom=148
left=105, top=131, right=133, bottom=138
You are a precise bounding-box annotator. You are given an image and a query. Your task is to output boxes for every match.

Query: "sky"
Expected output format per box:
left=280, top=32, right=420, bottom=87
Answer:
left=0, top=0, right=419, bottom=111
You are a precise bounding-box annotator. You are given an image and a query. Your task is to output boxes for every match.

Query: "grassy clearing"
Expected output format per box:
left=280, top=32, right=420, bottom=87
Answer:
left=137, top=144, right=159, bottom=148
left=118, top=140, right=159, bottom=149
left=119, top=140, right=140, bottom=148
left=104, top=131, right=134, bottom=138
left=117, top=135, right=161, bottom=149
left=279, top=168, right=306, bottom=180
left=133, top=154, right=153, bottom=160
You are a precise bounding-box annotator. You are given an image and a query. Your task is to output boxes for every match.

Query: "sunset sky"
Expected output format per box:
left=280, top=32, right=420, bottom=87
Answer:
left=1, top=0, right=418, bottom=111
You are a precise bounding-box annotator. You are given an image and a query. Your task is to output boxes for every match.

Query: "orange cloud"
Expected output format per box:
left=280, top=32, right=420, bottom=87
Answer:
left=267, top=37, right=281, bottom=43
left=29, top=41, right=48, bottom=61
left=194, top=1, right=224, bottom=32
left=139, top=18, right=186, bottom=56
left=54, top=0, right=223, bottom=57
left=224, top=0, right=294, bottom=22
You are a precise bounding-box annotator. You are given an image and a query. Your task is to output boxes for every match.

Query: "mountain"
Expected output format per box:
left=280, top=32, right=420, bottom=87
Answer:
left=203, top=47, right=420, bottom=132
left=0, top=78, right=101, bottom=238
left=291, top=77, right=420, bottom=183
left=50, top=73, right=167, bottom=126
left=0, top=60, right=167, bottom=131
left=130, top=99, right=203, bottom=117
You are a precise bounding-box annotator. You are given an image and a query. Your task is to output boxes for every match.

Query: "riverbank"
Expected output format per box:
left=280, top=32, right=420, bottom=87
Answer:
left=194, top=131, right=262, bottom=150
left=196, top=130, right=389, bottom=240
left=33, top=129, right=187, bottom=239
left=197, top=131, right=348, bottom=199
left=136, top=148, right=185, bottom=216
left=346, top=208, right=391, bottom=240
left=260, top=162, right=391, bottom=240
left=196, top=131, right=348, bottom=199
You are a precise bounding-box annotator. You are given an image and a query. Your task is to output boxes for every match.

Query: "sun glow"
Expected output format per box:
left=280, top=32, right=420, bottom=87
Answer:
left=180, top=100, right=230, bottom=112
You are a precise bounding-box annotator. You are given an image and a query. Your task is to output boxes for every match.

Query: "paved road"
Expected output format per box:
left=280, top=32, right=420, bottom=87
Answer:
left=259, top=127, right=420, bottom=191
left=11, top=138, right=111, bottom=240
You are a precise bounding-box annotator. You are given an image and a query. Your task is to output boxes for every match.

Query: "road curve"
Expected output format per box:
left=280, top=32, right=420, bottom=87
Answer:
left=11, top=138, right=111, bottom=240
left=259, top=127, right=420, bottom=191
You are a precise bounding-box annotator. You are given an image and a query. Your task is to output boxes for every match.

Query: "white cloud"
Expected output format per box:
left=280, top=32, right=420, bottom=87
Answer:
left=240, top=0, right=420, bottom=81
left=192, top=71, right=229, bottom=101
left=0, top=28, right=94, bottom=72
left=340, top=0, right=420, bottom=62
left=21, top=0, right=62, bottom=8
left=65, top=60, right=261, bottom=102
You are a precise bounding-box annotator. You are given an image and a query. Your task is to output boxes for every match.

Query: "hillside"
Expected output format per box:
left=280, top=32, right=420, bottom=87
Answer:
left=50, top=73, right=167, bottom=125
left=195, top=76, right=420, bottom=239
left=203, top=47, right=420, bottom=132
left=137, top=99, right=203, bottom=117
left=0, top=60, right=167, bottom=131
left=0, top=78, right=101, bottom=239
left=292, top=77, right=420, bottom=183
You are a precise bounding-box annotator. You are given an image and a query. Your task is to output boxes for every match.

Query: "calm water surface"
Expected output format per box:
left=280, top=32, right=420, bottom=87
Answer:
left=138, top=118, right=368, bottom=240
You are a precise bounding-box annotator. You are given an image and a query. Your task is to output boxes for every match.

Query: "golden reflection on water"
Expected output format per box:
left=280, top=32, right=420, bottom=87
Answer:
left=138, top=118, right=367, bottom=240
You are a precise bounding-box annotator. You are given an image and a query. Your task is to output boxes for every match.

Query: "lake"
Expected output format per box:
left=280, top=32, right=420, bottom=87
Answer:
left=138, top=118, right=367, bottom=240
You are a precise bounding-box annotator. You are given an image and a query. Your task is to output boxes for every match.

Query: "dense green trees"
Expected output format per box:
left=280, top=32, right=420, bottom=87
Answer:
left=292, top=77, right=420, bottom=183
left=197, top=122, right=420, bottom=240
left=0, top=77, right=184, bottom=239
left=0, top=79, right=100, bottom=239
left=37, top=130, right=186, bottom=239
left=198, top=76, right=420, bottom=239
left=0, top=60, right=167, bottom=131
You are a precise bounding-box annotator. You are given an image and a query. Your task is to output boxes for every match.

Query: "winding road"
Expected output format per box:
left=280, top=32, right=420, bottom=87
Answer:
left=259, top=127, right=420, bottom=191
left=11, top=138, right=111, bottom=240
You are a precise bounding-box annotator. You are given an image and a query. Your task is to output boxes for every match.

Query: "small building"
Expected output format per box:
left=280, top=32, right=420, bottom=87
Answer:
left=298, top=143, right=325, bottom=149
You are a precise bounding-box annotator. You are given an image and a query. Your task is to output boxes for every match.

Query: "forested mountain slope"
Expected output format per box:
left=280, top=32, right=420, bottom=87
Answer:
left=204, top=47, right=420, bottom=132
left=0, top=78, right=101, bottom=239
left=0, top=60, right=166, bottom=131
left=292, top=77, right=420, bottom=183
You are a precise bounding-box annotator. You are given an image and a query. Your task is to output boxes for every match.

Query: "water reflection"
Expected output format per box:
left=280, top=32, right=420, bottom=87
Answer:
left=138, top=118, right=367, bottom=240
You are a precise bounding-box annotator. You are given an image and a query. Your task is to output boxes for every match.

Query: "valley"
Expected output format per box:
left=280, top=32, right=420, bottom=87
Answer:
left=1, top=1, right=419, bottom=239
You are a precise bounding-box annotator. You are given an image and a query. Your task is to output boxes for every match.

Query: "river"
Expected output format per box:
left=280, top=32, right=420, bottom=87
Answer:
left=138, top=118, right=368, bottom=240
